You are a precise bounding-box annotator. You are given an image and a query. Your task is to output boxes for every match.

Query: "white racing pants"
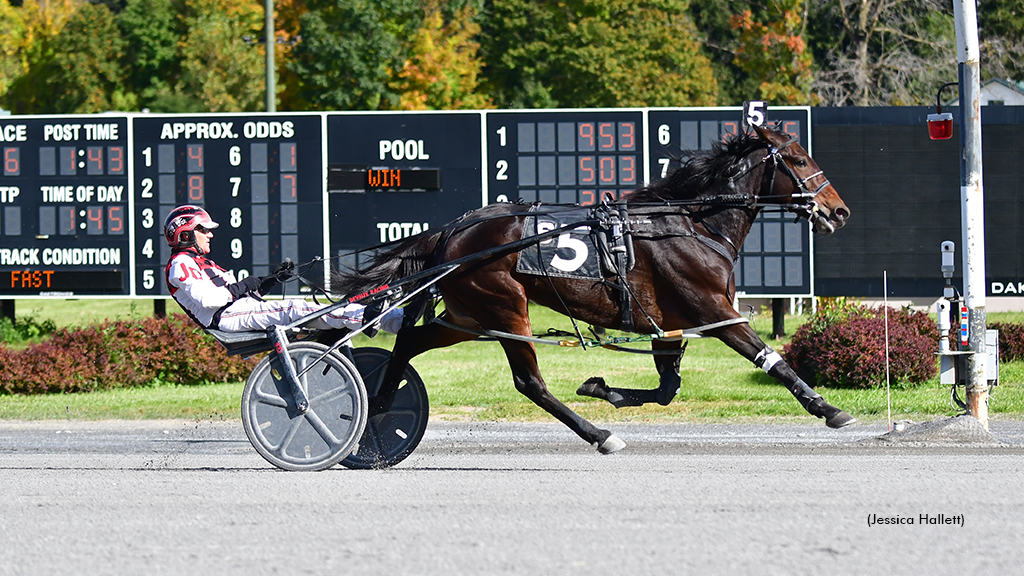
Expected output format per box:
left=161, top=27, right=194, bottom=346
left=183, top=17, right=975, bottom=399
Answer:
left=216, top=297, right=404, bottom=334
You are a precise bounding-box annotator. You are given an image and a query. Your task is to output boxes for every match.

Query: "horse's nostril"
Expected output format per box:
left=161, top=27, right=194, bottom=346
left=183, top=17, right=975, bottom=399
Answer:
left=834, top=206, right=850, bottom=221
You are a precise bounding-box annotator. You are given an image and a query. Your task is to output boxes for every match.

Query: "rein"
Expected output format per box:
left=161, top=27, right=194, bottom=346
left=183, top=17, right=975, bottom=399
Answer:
left=430, top=316, right=751, bottom=355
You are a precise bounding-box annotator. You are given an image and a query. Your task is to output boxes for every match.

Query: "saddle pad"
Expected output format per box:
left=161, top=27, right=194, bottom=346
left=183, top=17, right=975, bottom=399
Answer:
left=516, top=207, right=602, bottom=280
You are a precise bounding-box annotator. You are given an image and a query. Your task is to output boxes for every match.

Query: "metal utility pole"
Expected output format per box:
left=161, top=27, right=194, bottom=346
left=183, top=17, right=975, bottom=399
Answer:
left=953, top=0, right=988, bottom=429
left=265, top=0, right=276, bottom=113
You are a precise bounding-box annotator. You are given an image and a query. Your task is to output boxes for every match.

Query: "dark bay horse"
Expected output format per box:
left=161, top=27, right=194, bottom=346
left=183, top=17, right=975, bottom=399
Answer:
left=335, top=126, right=855, bottom=454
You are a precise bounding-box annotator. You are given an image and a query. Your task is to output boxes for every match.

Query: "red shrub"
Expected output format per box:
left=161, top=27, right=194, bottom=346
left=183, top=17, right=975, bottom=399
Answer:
left=989, top=322, right=1024, bottom=362
left=784, top=303, right=938, bottom=389
left=0, top=316, right=257, bottom=395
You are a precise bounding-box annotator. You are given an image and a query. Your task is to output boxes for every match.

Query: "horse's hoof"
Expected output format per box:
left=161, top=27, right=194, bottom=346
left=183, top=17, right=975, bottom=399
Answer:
left=576, top=377, right=608, bottom=399
left=826, top=411, right=857, bottom=429
left=595, top=434, right=626, bottom=454
left=655, top=384, right=679, bottom=406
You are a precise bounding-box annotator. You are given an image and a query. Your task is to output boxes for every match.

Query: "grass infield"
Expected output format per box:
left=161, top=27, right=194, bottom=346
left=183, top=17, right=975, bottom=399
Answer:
left=2, top=299, right=1022, bottom=423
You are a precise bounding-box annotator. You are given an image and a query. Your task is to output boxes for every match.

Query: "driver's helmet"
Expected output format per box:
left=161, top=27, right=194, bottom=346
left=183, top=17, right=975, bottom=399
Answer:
left=164, top=205, right=219, bottom=248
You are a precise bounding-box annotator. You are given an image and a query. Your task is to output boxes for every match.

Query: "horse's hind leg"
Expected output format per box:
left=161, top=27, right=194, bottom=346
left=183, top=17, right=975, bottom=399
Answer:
left=576, top=339, right=684, bottom=408
left=500, top=339, right=625, bottom=453
left=369, top=317, right=478, bottom=415
left=711, top=322, right=857, bottom=428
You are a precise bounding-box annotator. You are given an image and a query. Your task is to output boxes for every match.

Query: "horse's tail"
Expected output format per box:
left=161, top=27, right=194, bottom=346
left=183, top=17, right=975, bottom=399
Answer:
left=330, top=229, right=446, bottom=299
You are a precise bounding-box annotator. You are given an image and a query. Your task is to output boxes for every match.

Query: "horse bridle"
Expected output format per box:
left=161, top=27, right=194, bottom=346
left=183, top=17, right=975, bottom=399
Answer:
left=759, top=134, right=832, bottom=221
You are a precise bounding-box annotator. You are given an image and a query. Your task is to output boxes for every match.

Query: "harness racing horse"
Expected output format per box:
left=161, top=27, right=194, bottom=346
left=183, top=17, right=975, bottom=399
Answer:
left=334, top=126, right=855, bottom=454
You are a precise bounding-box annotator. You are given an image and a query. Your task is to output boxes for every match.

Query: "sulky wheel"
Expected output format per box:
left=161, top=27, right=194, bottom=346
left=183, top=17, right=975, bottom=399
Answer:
left=241, top=342, right=367, bottom=471
left=341, top=347, right=429, bottom=469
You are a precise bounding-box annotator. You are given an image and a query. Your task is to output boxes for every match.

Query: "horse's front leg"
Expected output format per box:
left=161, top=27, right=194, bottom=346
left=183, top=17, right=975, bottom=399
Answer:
left=711, top=322, right=857, bottom=428
left=576, top=338, right=684, bottom=407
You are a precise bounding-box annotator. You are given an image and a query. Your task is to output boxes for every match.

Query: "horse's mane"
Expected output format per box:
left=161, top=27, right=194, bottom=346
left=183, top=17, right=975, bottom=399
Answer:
left=627, top=131, right=769, bottom=203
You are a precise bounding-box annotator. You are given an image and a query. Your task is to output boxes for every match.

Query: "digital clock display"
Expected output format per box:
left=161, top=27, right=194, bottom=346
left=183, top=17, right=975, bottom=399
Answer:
left=0, top=117, right=131, bottom=296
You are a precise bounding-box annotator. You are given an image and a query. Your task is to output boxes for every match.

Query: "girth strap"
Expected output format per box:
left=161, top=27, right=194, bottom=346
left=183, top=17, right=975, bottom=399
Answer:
left=693, top=233, right=736, bottom=264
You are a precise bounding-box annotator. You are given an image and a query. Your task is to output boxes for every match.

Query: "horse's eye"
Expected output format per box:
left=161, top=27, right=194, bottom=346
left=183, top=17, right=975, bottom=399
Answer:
left=795, top=159, right=808, bottom=168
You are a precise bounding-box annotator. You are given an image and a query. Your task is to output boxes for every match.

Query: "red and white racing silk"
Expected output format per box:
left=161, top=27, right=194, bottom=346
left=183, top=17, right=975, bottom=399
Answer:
left=165, top=249, right=404, bottom=333
left=165, top=249, right=235, bottom=328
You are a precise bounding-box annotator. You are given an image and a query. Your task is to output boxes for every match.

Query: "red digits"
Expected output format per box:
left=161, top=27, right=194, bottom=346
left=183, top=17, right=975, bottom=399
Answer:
left=108, top=206, right=123, bottom=233
left=579, top=123, right=594, bottom=149
left=619, top=123, right=635, bottom=150
left=188, top=175, right=203, bottom=202
left=599, top=156, right=616, bottom=184
left=108, top=146, right=124, bottom=174
left=579, top=156, right=596, bottom=184
left=599, top=123, right=615, bottom=150
left=619, top=156, right=635, bottom=185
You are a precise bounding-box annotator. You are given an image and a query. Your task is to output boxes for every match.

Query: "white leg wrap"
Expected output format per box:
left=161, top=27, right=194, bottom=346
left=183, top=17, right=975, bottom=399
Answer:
left=754, top=347, right=784, bottom=373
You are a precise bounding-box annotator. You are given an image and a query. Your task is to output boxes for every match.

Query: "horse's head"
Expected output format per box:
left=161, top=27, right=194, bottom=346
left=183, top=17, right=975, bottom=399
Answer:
left=753, top=126, right=849, bottom=234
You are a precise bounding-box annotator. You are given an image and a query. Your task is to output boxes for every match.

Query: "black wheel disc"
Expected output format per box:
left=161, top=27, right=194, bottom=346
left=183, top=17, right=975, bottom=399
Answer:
left=341, top=347, right=429, bottom=469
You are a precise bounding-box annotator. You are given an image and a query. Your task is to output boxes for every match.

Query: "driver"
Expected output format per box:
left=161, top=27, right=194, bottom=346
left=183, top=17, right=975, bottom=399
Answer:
left=163, top=205, right=402, bottom=334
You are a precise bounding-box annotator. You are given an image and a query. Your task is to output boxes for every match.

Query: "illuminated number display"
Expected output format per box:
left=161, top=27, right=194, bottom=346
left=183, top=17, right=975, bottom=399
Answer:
left=59, top=206, right=76, bottom=235
left=132, top=115, right=324, bottom=296
left=0, top=117, right=131, bottom=297
left=488, top=111, right=643, bottom=207
left=676, top=119, right=801, bottom=152
left=280, top=173, right=297, bottom=202
left=3, top=147, right=19, bottom=176
left=648, top=107, right=812, bottom=297
left=107, top=146, right=124, bottom=175
left=280, top=142, right=297, bottom=172
left=107, top=206, right=124, bottom=234
left=86, top=147, right=104, bottom=175
left=86, top=206, right=104, bottom=234
left=60, top=146, right=76, bottom=175
left=187, top=174, right=204, bottom=203
left=187, top=143, right=203, bottom=172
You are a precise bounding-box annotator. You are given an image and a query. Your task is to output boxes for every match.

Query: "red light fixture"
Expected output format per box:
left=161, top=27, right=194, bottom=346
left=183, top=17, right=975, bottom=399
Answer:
left=928, top=112, right=953, bottom=140
left=928, top=81, right=958, bottom=141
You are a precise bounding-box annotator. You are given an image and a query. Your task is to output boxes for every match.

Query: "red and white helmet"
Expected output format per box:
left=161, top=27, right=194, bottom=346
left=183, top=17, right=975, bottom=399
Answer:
left=164, top=205, right=219, bottom=248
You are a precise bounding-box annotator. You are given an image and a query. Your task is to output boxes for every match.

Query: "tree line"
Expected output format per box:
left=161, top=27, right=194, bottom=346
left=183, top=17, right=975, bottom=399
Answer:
left=1, top=0, right=1021, bottom=115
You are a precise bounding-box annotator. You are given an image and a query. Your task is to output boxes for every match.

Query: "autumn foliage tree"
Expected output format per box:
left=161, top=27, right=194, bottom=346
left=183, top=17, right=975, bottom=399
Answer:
left=4, top=2, right=134, bottom=114
left=0, top=0, right=81, bottom=98
left=0, top=0, right=1012, bottom=114
left=480, top=0, right=718, bottom=108
left=730, top=0, right=814, bottom=105
left=392, top=0, right=492, bottom=110
left=177, top=0, right=267, bottom=112
left=290, top=0, right=422, bottom=110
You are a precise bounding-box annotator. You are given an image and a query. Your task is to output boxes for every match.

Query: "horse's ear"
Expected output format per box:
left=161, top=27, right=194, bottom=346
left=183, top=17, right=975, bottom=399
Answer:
left=752, top=125, right=782, bottom=146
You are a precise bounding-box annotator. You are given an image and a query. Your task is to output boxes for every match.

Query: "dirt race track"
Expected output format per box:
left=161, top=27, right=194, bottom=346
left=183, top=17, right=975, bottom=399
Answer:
left=1, top=417, right=1023, bottom=576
